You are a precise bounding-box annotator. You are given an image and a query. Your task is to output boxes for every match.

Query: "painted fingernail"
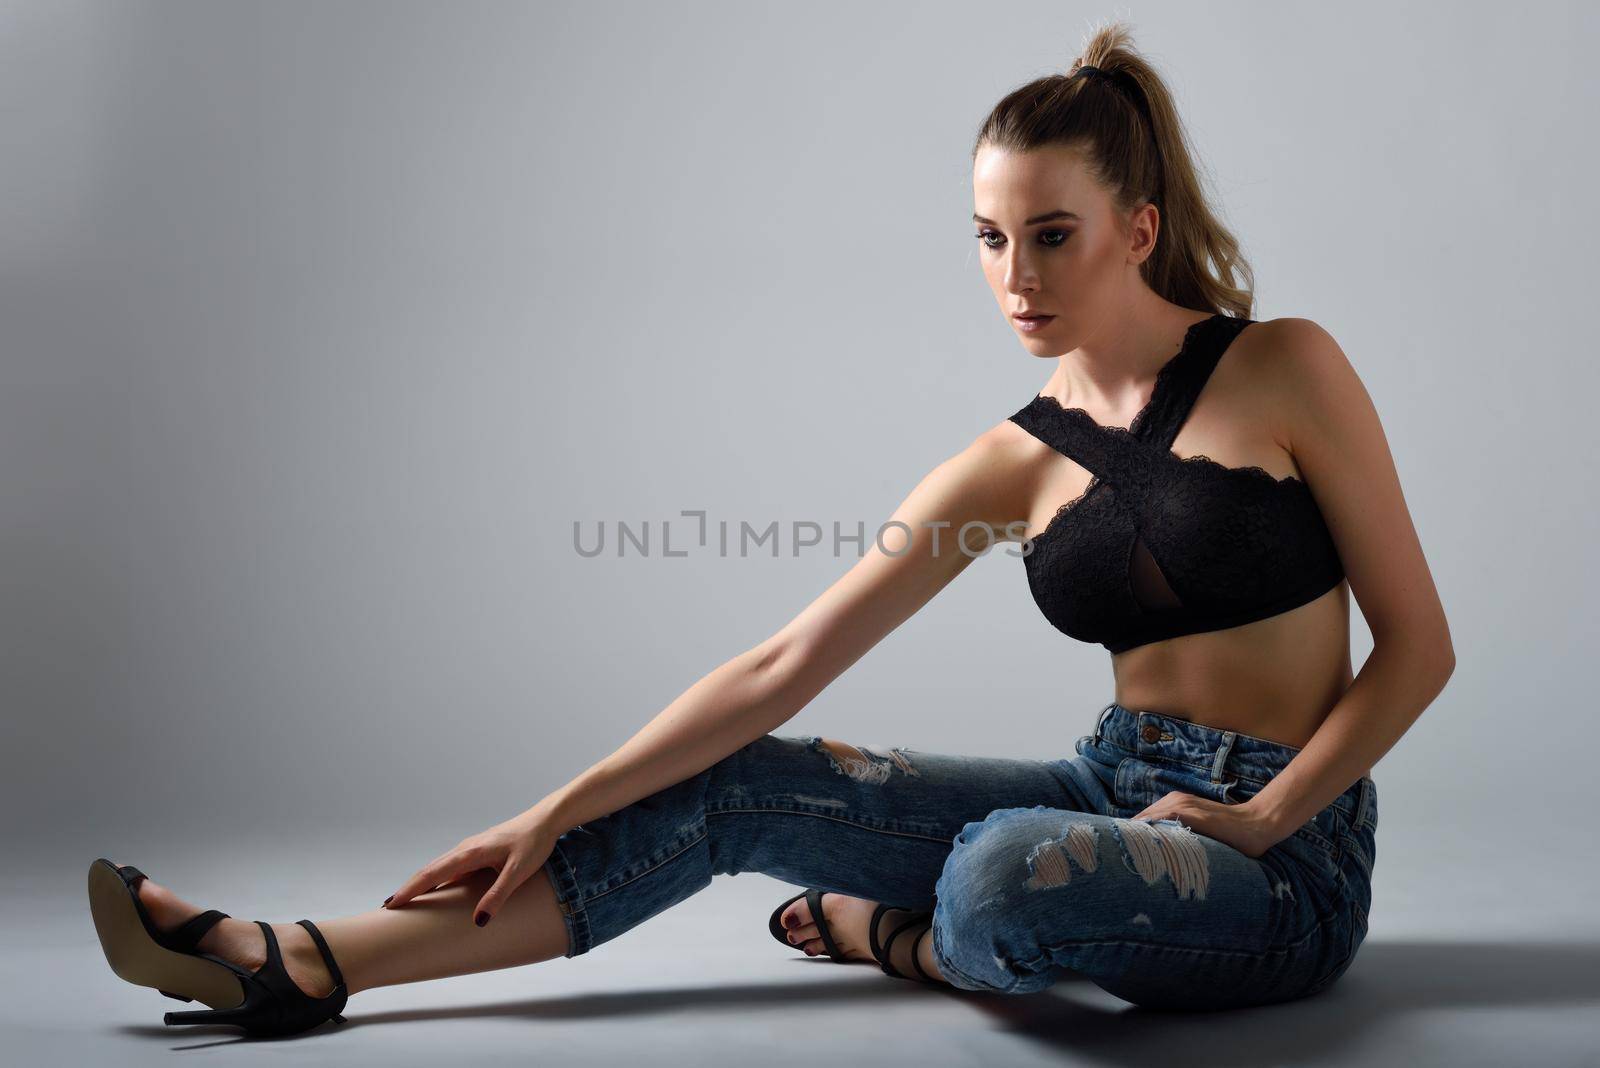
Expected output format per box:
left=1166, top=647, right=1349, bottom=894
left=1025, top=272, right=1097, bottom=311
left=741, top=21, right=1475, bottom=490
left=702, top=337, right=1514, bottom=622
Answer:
left=474, top=911, right=490, bottom=927
left=383, top=895, right=393, bottom=907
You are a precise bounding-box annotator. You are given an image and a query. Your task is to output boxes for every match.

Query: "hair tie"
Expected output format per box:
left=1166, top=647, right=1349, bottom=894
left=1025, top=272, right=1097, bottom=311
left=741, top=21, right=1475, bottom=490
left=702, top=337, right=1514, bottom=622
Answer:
left=1073, top=64, right=1150, bottom=121
left=1074, top=64, right=1129, bottom=92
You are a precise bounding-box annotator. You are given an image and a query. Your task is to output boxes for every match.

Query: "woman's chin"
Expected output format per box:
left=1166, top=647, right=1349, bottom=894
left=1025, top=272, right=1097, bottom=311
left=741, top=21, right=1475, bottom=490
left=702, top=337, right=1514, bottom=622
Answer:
left=1018, top=335, right=1066, bottom=357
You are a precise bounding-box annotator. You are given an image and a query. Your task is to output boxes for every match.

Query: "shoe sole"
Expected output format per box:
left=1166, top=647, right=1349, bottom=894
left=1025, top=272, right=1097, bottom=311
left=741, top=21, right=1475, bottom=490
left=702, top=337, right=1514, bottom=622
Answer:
left=87, top=858, right=248, bottom=1010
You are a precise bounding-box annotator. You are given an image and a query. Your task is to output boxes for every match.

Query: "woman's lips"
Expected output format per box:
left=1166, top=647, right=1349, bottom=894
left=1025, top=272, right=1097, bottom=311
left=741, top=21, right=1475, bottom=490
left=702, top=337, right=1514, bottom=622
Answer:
left=1013, top=314, right=1055, bottom=333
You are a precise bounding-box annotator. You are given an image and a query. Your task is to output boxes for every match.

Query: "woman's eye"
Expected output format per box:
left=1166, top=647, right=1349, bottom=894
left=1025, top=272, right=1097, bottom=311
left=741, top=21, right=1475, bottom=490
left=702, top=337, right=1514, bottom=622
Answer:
left=973, top=229, right=1070, bottom=249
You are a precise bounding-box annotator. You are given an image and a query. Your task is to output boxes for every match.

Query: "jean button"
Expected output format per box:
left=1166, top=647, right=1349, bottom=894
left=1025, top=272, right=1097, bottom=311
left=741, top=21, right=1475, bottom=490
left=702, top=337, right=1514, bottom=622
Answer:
left=1140, top=724, right=1161, bottom=744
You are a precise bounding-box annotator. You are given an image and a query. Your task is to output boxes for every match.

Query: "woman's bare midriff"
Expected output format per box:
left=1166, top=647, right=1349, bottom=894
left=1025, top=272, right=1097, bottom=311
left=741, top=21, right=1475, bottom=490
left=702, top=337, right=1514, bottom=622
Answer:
left=1109, top=580, right=1354, bottom=749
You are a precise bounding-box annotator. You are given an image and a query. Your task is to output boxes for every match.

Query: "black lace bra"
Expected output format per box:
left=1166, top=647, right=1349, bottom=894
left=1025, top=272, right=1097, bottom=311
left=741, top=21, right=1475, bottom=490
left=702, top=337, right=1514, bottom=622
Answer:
left=1008, top=313, right=1345, bottom=654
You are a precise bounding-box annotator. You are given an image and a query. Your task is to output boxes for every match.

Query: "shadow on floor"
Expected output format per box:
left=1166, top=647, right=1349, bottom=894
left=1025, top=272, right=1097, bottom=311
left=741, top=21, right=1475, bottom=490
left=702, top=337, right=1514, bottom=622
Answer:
left=118, top=940, right=1600, bottom=1057
left=958, top=940, right=1600, bottom=1065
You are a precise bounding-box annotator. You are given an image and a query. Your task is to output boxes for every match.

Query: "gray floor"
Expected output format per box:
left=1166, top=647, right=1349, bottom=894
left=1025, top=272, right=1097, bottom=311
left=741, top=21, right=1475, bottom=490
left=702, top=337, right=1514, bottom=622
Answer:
left=10, top=821, right=1598, bottom=1066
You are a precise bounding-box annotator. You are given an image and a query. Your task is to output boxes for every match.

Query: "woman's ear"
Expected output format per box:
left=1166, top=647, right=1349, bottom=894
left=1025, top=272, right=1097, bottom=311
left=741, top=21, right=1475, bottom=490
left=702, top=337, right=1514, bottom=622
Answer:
left=1125, top=200, right=1160, bottom=265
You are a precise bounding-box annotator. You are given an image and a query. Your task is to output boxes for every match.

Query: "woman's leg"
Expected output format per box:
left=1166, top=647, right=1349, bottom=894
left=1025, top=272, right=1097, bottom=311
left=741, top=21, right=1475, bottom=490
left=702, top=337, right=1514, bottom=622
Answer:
left=539, top=732, right=1110, bottom=961
left=929, top=807, right=1342, bottom=1006
left=114, top=861, right=567, bottom=996
left=927, top=705, right=1379, bottom=1009
left=122, top=727, right=1115, bottom=996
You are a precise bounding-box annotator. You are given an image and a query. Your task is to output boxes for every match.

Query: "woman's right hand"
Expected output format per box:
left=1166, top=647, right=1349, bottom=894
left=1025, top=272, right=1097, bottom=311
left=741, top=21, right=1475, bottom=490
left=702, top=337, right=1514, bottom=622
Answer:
left=381, top=803, right=563, bottom=927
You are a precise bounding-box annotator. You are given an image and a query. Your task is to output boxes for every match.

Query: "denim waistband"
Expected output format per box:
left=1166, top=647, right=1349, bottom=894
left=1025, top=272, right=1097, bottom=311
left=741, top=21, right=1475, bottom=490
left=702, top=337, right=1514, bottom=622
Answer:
left=1092, top=702, right=1376, bottom=829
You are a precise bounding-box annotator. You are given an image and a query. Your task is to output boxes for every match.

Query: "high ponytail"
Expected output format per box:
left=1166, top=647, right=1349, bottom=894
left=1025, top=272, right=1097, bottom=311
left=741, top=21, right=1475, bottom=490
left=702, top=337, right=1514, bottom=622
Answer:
left=972, top=21, right=1254, bottom=319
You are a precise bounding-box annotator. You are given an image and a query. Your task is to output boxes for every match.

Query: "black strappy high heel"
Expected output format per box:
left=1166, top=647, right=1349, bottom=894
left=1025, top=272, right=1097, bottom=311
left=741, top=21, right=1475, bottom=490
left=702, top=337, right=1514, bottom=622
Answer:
left=87, top=858, right=350, bottom=1037
left=871, top=907, right=940, bottom=985
left=767, top=888, right=941, bottom=985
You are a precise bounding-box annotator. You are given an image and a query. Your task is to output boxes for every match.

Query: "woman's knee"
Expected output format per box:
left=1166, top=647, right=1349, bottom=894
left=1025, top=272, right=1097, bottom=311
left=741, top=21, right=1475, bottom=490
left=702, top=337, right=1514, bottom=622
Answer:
left=930, top=806, right=1083, bottom=994
left=936, top=806, right=1088, bottom=909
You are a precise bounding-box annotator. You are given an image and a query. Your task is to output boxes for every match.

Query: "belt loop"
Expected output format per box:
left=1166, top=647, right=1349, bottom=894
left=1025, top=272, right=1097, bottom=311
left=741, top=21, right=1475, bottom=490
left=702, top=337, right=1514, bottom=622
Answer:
left=1094, top=702, right=1115, bottom=743
left=1353, top=776, right=1373, bottom=827
left=1210, top=731, right=1237, bottom=783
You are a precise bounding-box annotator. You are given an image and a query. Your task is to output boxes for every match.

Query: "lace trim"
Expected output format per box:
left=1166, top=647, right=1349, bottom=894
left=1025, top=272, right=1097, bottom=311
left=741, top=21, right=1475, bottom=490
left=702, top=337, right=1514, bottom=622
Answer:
left=1016, top=423, right=1309, bottom=548
left=1012, top=313, right=1287, bottom=548
left=1025, top=474, right=1104, bottom=547
left=1025, top=313, right=1220, bottom=440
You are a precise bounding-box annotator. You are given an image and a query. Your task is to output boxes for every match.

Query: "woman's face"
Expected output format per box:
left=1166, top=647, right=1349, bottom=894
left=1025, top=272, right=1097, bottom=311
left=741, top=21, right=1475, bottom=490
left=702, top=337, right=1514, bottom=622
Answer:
left=971, top=142, right=1151, bottom=355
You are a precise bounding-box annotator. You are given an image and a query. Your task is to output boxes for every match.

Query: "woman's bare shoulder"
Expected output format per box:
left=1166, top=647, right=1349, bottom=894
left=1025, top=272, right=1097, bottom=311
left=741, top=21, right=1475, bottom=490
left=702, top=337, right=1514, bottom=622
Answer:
left=936, top=413, right=1056, bottom=541
left=1227, top=316, right=1363, bottom=451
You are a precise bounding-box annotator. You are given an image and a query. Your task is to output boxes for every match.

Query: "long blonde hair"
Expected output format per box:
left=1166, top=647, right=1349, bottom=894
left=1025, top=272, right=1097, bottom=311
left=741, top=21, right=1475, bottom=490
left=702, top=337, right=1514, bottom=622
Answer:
left=972, top=21, right=1254, bottom=319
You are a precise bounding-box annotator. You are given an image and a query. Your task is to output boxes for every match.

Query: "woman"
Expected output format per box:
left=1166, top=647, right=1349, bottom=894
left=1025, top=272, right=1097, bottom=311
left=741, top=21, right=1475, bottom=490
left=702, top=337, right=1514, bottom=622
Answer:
left=88, top=22, right=1453, bottom=1034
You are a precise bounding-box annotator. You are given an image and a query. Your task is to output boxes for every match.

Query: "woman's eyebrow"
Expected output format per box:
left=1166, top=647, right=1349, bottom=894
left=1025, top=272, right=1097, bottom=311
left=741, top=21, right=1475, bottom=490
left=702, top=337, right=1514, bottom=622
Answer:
left=972, top=210, right=1082, bottom=226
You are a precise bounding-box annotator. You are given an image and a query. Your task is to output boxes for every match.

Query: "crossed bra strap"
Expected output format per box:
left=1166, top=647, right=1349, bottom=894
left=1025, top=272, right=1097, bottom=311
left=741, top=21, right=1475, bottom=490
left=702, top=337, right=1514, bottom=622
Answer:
left=1008, top=314, right=1251, bottom=507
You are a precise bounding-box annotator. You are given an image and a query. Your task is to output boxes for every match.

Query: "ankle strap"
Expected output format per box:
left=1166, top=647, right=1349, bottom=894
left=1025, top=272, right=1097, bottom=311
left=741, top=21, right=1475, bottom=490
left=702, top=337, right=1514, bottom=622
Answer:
left=296, top=919, right=346, bottom=989
left=879, top=913, right=934, bottom=982
left=908, top=925, right=938, bottom=984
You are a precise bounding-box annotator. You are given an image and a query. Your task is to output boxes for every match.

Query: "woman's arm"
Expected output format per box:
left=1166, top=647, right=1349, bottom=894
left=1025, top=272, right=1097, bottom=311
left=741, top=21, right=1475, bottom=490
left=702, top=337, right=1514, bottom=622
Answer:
left=1242, top=318, right=1454, bottom=833
left=1133, top=317, right=1455, bottom=853
left=533, top=426, right=1028, bottom=834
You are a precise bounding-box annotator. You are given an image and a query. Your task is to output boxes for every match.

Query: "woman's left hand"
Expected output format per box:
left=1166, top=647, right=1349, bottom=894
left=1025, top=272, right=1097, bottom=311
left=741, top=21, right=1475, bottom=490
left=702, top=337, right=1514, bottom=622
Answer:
left=1129, top=791, right=1285, bottom=858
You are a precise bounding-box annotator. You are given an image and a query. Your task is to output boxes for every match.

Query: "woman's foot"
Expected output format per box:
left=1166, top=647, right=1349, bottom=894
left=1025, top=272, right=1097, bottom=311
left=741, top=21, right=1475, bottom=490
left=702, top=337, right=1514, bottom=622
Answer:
left=111, top=861, right=338, bottom=999
left=776, top=892, right=945, bottom=983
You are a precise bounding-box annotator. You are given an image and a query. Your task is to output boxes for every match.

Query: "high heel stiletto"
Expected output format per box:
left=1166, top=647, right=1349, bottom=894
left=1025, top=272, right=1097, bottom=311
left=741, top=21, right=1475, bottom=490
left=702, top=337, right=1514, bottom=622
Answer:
left=87, top=858, right=350, bottom=1037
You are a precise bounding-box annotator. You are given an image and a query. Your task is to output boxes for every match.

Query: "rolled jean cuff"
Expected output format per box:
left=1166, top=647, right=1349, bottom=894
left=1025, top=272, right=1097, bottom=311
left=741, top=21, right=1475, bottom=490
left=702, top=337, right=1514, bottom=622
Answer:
left=541, top=839, right=592, bottom=958
left=929, top=920, right=1004, bottom=992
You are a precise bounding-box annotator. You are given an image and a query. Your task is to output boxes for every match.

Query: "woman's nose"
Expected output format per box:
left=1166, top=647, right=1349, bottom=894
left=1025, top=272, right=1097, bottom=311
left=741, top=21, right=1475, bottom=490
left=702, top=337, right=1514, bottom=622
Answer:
left=1002, top=249, right=1039, bottom=292
left=1004, top=270, right=1039, bottom=295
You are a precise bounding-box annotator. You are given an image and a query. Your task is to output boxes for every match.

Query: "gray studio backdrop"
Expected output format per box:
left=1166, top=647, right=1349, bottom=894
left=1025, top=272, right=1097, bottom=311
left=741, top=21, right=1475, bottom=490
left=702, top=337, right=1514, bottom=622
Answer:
left=4, top=0, right=1595, bottom=944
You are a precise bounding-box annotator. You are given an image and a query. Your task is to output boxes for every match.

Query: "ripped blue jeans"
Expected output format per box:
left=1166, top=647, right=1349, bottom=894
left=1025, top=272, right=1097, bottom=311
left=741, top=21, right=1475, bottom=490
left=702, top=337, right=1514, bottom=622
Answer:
left=539, top=702, right=1377, bottom=1010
